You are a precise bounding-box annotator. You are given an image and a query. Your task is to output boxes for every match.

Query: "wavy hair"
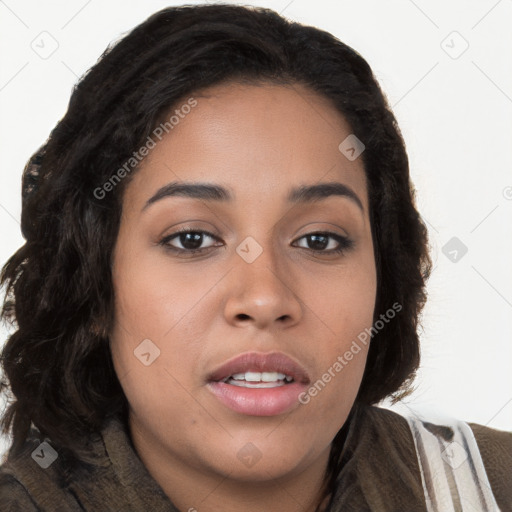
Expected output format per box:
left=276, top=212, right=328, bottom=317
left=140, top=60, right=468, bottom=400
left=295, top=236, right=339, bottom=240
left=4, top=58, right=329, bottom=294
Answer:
left=0, top=2, right=431, bottom=493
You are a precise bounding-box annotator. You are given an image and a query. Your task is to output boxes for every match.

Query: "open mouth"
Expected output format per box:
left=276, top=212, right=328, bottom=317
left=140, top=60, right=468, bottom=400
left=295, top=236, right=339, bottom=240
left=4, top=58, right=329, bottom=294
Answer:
left=222, top=371, right=294, bottom=388
left=206, top=351, right=310, bottom=416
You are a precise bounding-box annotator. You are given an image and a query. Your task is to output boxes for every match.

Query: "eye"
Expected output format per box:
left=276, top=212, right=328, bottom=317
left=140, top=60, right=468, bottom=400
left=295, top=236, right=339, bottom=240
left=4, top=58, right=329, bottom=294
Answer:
left=293, top=232, right=354, bottom=255
left=158, top=229, right=221, bottom=254
left=158, top=229, right=354, bottom=256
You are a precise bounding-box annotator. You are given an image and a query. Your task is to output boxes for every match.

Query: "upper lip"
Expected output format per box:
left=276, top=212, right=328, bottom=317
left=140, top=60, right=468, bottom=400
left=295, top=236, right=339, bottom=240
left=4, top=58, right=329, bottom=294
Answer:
left=207, top=351, right=311, bottom=384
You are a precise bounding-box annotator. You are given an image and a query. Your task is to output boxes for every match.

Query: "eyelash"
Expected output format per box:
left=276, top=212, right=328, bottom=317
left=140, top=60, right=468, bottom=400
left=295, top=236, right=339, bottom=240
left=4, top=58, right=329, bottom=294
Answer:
left=158, top=228, right=354, bottom=256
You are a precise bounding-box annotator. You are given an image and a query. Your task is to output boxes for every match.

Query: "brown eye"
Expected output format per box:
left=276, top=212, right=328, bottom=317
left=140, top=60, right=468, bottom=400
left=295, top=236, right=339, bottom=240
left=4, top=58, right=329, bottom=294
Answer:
left=293, top=232, right=354, bottom=254
left=159, top=229, right=220, bottom=254
left=158, top=229, right=354, bottom=256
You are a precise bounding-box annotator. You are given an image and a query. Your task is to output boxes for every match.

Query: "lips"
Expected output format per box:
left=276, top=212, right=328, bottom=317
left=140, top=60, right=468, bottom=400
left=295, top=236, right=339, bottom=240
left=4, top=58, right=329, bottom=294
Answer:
left=206, top=351, right=311, bottom=416
left=207, top=351, right=310, bottom=385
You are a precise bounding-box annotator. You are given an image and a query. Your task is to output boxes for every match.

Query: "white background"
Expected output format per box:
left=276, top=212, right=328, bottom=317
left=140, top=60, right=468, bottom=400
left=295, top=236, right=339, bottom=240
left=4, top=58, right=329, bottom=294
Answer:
left=1, top=0, right=511, bottom=460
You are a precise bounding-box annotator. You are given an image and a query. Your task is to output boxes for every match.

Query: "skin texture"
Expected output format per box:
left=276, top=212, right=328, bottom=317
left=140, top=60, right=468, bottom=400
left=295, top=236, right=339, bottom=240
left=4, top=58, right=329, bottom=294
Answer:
left=109, top=82, right=377, bottom=512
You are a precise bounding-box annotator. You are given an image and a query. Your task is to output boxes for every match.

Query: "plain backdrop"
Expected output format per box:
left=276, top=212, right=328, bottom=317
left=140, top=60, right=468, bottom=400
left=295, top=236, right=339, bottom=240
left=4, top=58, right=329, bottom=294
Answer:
left=1, top=0, right=511, bottom=460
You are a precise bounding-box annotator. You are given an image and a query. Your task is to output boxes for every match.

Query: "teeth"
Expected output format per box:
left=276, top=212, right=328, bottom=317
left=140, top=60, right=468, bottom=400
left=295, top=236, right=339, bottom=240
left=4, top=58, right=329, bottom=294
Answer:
left=226, top=371, right=294, bottom=384
left=229, top=380, right=286, bottom=388
left=246, top=371, right=262, bottom=382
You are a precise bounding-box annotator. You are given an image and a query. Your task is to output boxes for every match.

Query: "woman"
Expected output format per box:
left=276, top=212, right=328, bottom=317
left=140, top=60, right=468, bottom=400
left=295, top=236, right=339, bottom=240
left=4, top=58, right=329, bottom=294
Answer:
left=1, top=4, right=510, bottom=511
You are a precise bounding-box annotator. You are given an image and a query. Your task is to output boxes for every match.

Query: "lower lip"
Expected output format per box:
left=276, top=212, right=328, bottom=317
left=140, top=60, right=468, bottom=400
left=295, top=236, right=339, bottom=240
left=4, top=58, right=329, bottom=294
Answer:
left=207, top=381, right=308, bottom=416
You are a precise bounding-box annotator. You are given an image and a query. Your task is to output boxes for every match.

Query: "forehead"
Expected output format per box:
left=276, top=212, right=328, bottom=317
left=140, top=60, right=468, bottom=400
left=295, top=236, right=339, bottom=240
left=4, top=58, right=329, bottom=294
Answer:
left=123, top=81, right=369, bottom=214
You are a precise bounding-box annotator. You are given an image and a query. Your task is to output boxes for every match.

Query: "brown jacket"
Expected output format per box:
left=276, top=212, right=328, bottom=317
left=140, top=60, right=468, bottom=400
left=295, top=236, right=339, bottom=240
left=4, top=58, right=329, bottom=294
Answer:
left=1, top=405, right=511, bottom=511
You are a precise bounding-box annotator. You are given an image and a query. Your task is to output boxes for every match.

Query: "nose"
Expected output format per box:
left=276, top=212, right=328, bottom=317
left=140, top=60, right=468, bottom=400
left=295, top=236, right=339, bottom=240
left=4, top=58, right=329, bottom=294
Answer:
left=223, top=240, right=304, bottom=331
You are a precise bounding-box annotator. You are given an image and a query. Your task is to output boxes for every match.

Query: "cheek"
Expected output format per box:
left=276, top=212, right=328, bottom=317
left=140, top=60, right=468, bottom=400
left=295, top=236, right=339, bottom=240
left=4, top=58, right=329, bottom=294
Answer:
left=109, top=246, right=218, bottom=410
left=297, top=256, right=376, bottom=410
left=108, top=273, right=207, bottom=430
left=305, top=254, right=376, bottom=346
left=111, top=239, right=222, bottom=341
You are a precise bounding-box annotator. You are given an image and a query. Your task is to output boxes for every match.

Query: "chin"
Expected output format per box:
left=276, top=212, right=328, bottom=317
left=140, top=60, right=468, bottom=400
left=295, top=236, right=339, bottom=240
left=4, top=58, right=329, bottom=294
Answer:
left=200, top=436, right=317, bottom=482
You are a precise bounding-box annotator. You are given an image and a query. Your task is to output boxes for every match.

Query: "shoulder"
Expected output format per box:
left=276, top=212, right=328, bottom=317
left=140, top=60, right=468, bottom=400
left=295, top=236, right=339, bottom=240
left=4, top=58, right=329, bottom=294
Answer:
left=0, top=417, right=175, bottom=511
left=469, top=421, right=512, bottom=508
left=469, top=420, right=512, bottom=463
left=0, top=423, right=112, bottom=511
left=356, top=403, right=418, bottom=450
left=362, top=403, right=512, bottom=460
left=0, top=471, right=39, bottom=511
left=361, top=405, right=512, bottom=510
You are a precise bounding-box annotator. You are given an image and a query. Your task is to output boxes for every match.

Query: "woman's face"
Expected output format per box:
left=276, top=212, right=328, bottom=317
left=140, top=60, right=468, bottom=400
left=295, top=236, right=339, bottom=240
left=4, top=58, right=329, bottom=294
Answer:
left=110, top=82, right=377, bottom=484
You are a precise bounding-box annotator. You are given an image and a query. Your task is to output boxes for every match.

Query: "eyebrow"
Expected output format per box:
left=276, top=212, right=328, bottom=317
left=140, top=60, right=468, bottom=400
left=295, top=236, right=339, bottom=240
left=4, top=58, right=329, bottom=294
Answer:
left=141, top=181, right=364, bottom=213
